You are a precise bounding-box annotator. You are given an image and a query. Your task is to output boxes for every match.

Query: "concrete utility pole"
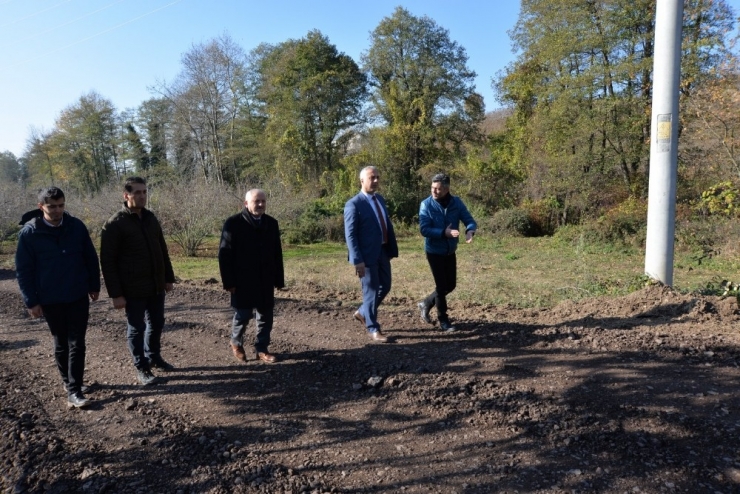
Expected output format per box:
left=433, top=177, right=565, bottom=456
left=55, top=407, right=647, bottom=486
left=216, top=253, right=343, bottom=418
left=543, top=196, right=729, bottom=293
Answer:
left=644, top=0, right=684, bottom=286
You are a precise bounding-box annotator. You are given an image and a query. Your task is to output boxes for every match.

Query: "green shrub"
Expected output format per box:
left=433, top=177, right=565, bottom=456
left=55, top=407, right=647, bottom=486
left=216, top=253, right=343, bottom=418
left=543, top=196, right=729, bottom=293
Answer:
left=696, top=181, right=740, bottom=217
left=591, top=197, right=647, bottom=243
left=488, top=208, right=532, bottom=236
left=282, top=199, right=344, bottom=244
left=521, top=197, right=562, bottom=236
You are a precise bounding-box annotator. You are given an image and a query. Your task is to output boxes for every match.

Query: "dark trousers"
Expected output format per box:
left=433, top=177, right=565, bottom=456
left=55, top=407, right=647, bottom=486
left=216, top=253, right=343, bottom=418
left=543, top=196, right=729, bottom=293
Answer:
left=42, top=297, right=89, bottom=395
left=231, top=307, right=273, bottom=354
left=358, top=248, right=392, bottom=332
left=423, top=252, right=457, bottom=323
left=125, top=292, right=166, bottom=370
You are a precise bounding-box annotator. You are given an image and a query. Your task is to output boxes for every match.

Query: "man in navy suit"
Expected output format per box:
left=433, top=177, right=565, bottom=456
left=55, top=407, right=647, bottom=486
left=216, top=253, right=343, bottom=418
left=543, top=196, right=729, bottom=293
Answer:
left=344, top=166, right=398, bottom=342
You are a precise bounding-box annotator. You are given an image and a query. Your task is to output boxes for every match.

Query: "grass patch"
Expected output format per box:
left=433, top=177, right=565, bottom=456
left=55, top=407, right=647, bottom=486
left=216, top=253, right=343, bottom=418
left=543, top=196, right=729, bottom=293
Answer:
left=3, top=231, right=740, bottom=308
left=110, top=233, right=740, bottom=308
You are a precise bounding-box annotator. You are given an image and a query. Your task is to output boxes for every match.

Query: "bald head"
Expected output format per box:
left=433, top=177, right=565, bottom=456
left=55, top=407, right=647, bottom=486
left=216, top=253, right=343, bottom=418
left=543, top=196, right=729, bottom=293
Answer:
left=245, top=189, right=267, bottom=217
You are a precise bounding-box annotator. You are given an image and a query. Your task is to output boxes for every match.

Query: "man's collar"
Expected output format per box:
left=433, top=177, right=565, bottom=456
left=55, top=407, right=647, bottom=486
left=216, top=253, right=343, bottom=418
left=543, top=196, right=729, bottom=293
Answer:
left=41, top=216, right=63, bottom=228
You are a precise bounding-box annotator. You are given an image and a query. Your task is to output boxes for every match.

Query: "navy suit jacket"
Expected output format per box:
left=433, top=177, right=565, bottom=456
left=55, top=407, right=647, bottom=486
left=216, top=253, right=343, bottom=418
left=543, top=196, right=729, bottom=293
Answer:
left=344, top=192, right=398, bottom=266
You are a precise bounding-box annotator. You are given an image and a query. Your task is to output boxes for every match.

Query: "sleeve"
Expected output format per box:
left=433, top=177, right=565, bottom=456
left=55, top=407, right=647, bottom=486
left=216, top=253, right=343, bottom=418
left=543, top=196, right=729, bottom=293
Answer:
left=218, top=218, right=236, bottom=290
left=458, top=198, right=477, bottom=233
left=344, top=199, right=363, bottom=265
left=156, top=220, right=175, bottom=283
left=274, top=222, right=285, bottom=289
left=14, top=232, right=38, bottom=308
left=80, top=222, right=101, bottom=293
left=100, top=219, right=124, bottom=299
left=419, top=199, right=445, bottom=239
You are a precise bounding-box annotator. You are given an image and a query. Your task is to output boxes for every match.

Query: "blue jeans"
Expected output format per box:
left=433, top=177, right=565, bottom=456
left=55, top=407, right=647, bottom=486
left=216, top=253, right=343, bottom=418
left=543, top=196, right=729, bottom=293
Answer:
left=43, top=297, right=89, bottom=395
left=125, top=292, right=166, bottom=370
left=357, top=248, right=392, bottom=332
left=231, top=307, right=273, bottom=354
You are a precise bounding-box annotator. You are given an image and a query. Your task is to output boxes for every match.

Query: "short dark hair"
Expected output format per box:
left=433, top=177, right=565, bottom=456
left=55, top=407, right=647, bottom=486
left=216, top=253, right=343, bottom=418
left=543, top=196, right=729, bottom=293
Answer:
left=37, top=186, right=65, bottom=204
left=124, top=176, right=147, bottom=192
left=431, top=173, right=450, bottom=186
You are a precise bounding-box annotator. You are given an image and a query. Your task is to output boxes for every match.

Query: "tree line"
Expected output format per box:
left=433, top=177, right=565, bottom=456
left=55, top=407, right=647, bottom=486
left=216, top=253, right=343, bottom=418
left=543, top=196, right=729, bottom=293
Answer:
left=2, top=2, right=740, bottom=244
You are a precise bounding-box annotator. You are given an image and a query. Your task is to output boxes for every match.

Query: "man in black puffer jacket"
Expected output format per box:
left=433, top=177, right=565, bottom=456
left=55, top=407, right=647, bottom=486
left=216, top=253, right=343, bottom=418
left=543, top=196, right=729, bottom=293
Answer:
left=100, top=177, right=176, bottom=386
left=218, top=189, right=284, bottom=364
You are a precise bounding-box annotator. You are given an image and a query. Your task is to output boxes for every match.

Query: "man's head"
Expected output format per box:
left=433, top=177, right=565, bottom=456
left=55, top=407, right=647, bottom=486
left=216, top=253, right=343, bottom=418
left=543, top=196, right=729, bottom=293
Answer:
left=431, top=173, right=451, bottom=201
left=360, top=166, right=380, bottom=194
left=37, top=187, right=65, bottom=225
left=245, top=189, right=267, bottom=218
left=123, top=176, right=147, bottom=210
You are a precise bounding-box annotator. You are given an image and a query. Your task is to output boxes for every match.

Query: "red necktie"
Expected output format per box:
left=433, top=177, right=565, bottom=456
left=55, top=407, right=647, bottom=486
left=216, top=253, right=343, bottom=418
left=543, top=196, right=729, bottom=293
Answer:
left=372, top=195, right=388, bottom=244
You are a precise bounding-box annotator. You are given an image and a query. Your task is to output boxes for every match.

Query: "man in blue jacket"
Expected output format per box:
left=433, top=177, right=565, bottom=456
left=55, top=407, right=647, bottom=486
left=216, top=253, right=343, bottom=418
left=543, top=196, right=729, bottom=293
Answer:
left=418, top=173, right=476, bottom=332
left=15, top=187, right=100, bottom=408
left=344, top=166, right=398, bottom=342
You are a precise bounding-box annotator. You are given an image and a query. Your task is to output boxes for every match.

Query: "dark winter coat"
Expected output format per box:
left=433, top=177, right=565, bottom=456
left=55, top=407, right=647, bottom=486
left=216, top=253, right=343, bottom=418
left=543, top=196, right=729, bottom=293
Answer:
left=15, top=213, right=101, bottom=308
left=218, top=209, right=284, bottom=310
left=100, top=205, right=175, bottom=299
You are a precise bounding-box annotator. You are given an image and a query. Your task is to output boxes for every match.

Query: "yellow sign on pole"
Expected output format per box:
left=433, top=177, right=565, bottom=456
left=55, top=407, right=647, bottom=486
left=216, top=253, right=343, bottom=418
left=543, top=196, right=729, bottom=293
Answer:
left=657, top=120, right=671, bottom=140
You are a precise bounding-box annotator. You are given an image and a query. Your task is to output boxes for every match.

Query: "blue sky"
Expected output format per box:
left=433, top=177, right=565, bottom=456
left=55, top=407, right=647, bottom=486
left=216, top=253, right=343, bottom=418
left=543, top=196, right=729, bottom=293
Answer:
left=0, top=0, right=738, bottom=159
left=1, top=0, right=520, bottom=157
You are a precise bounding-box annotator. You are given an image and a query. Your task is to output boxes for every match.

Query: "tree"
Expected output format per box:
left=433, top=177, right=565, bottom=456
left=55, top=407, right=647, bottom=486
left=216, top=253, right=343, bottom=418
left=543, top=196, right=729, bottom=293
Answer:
left=137, top=98, right=172, bottom=170
left=496, top=0, right=736, bottom=223
left=23, top=128, right=59, bottom=187
left=253, top=31, right=367, bottom=187
left=157, top=34, right=253, bottom=184
left=45, top=91, right=119, bottom=192
left=0, top=151, right=24, bottom=184
left=362, top=7, right=483, bottom=217
left=123, top=122, right=150, bottom=173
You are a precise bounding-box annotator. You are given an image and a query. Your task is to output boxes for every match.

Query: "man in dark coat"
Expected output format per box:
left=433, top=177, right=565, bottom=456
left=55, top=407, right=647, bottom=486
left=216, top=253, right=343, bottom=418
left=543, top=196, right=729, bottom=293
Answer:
left=218, top=189, right=285, bottom=363
left=218, top=188, right=284, bottom=363
left=100, top=177, right=176, bottom=386
left=15, top=187, right=100, bottom=408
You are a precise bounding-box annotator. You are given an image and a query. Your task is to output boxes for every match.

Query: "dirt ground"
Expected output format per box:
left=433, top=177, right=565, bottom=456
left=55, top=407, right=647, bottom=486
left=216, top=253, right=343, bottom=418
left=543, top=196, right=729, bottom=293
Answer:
left=2, top=267, right=740, bottom=494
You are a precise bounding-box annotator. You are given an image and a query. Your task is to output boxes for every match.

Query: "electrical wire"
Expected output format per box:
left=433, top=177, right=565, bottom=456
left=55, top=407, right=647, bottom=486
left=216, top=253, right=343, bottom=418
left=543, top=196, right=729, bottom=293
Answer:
left=6, top=0, right=183, bottom=69
left=1, top=0, right=127, bottom=49
left=0, top=0, right=73, bottom=29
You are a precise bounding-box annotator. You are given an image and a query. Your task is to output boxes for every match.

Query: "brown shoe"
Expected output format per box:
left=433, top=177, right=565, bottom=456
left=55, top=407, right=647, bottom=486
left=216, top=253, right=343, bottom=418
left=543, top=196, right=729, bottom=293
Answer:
left=231, top=343, right=247, bottom=362
left=368, top=330, right=388, bottom=343
left=353, top=310, right=366, bottom=326
left=257, top=352, right=277, bottom=363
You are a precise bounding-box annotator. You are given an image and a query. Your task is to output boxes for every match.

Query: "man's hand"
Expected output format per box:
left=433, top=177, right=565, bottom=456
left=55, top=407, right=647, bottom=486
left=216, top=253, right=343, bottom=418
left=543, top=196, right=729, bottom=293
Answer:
left=27, top=305, right=43, bottom=318
left=355, top=262, right=366, bottom=278
left=89, top=292, right=100, bottom=301
left=112, top=296, right=126, bottom=310
left=445, top=224, right=460, bottom=238
left=165, top=283, right=173, bottom=292
left=465, top=230, right=475, bottom=243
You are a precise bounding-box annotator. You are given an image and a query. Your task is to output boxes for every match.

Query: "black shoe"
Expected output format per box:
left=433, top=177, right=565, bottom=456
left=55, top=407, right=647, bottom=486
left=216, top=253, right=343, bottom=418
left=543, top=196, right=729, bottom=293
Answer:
left=418, top=302, right=433, bottom=325
left=67, top=392, right=91, bottom=408
left=137, top=368, right=158, bottom=386
left=439, top=321, right=457, bottom=332
left=150, top=356, right=175, bottom=371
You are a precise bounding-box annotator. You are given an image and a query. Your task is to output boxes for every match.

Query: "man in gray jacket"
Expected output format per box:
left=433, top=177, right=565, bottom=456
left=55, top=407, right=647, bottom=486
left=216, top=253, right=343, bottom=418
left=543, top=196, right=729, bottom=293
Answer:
left=418, top=173, right=476, bottom=332
left=100, top=177, right=175, bottom=385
